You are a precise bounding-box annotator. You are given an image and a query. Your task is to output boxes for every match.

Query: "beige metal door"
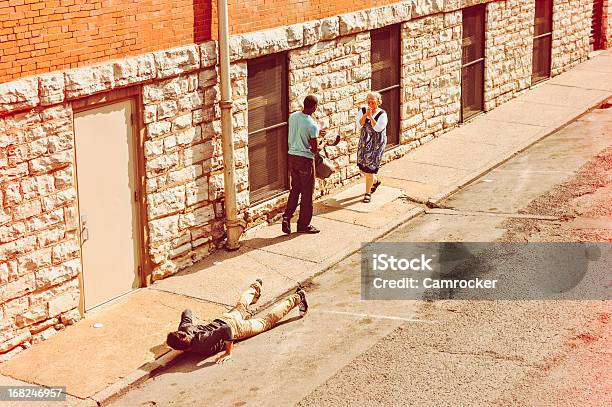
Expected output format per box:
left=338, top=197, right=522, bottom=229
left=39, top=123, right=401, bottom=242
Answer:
left=74, top=100, right=141, bottom=310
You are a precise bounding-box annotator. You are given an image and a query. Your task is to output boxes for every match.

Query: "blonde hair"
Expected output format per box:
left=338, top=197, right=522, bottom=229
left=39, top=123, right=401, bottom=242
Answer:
left=366, top=91, right=382, bottom=105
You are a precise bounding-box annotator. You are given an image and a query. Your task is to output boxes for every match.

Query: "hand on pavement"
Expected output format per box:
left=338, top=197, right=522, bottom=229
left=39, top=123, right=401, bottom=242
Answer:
left=215, top=353, right=232, bottom=364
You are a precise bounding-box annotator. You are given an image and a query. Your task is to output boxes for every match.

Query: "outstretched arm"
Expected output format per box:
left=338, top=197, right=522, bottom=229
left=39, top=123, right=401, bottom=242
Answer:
left=214, top=341, right=234, bottom=364
left=309, top=138, right=319, bottom=155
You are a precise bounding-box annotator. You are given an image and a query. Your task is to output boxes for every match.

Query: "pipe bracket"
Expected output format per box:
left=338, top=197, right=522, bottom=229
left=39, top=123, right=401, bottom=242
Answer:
left=220, top=100, right=234, bottom=109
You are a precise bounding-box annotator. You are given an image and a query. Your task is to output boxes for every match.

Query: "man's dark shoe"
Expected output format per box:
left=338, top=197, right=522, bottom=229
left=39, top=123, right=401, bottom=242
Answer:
left=296, top=225, right=320, bottom=234
left=281, top=218, right=291, bottom=234
left=296, top=288, right=308, bottom=317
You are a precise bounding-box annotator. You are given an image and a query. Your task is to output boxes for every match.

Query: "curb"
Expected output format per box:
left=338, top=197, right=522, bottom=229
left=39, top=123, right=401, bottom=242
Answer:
left=91, top=94, right=611, bottom=406
left=91, top=350, right=183, bottom=406
left=427, top=96, right=611, bottom=205
left=247, top=205, right=427, bottom=315
left=88, top=206, right=428, bottom=406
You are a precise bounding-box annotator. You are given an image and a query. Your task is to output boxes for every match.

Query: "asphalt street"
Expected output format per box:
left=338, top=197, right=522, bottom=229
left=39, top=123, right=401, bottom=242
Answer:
left=110, top=106, right=611, bottom=407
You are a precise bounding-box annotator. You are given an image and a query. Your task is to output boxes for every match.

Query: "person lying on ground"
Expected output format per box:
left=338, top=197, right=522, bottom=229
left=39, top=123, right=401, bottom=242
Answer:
left=166, top=279, right=308, bottom=364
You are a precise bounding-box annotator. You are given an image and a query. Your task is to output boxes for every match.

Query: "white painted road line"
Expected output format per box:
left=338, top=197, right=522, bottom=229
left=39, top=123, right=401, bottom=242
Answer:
left=316, top=309, right=437, bottom=323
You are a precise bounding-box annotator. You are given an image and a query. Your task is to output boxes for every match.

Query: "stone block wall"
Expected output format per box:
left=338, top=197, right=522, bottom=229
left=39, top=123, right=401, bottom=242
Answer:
left=0, top=44, right=221, bottom=360
left=484, top=0, right=534, bottom=110
left=142, top=70, right=221, bottom=281
left=142, top=62, right=250, bottom=281
left=0, top=105, right=81, bottom=362
left=552, top=0, right=593, bottom=75
left=400, top=12, right=462, bottom=144
left=0, top=0, right=600, bottom=361
left=288, top=32, right=372, bottom=197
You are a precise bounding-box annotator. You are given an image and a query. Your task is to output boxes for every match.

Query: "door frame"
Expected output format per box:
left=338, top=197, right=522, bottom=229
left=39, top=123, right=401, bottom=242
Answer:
left=71, top=86, right=150, bottom=315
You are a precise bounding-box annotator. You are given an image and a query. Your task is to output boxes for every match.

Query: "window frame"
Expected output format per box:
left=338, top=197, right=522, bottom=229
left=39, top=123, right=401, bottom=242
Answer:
left=590, top=0, right=605, bottom=51
left=246, top=52, right=290, bottom=205
left=370, top=24, right=402, bottom=148
left=460, top=4, right=486, bottom=123
left=532, top=0, right=554, bottom=84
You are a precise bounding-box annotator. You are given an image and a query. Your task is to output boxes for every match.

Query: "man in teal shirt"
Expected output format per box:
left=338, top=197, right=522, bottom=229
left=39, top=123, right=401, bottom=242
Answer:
left=282, top=95, right=326, bottom=234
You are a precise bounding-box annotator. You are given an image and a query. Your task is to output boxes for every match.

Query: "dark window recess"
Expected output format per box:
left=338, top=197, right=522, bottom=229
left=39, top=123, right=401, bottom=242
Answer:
left=532, top=0, right=553, bottom=84
left=371, top=25, right=401, bottom=147
left=591, top=0, right=605, bottom=51
left=247, top=53, right=289, bottom=204
left=461, top=5, right=486, bottom=122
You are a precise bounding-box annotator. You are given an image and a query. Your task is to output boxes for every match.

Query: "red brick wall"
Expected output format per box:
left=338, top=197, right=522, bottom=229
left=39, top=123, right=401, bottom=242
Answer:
left=222, top=0, right=401, bottom=35
left=0, top=0, right=212, bottom=83
left=1, top=0, right=408, bottom=84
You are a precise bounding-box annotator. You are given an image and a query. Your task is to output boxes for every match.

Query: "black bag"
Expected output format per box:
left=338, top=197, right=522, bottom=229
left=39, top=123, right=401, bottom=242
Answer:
left=314, top=153, right=335, bottom=179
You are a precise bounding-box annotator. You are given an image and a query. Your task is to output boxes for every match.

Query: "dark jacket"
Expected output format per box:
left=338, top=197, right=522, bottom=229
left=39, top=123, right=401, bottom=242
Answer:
left=178, top=309, right=232, bottom=357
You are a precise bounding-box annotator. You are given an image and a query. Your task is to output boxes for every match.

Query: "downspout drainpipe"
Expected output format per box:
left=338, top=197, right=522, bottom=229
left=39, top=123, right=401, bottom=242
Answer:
left=218, top=0, right=244, bottom=250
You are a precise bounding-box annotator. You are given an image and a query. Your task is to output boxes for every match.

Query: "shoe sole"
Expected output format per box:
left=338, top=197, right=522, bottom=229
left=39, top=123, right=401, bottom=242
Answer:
left=251, top=282, right=262, bottom=304
left=299, top=302, right=308, bottom=315
left=297, top=289, right=308, bottom=315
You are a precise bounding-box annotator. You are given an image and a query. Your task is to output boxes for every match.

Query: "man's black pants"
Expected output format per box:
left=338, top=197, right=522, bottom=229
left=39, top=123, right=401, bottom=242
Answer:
left=283, top=154, right=315, bottom=229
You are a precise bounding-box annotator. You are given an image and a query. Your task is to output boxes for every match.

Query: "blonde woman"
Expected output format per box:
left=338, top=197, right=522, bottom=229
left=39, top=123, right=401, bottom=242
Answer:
left=357, top=91, right=388, bottom=203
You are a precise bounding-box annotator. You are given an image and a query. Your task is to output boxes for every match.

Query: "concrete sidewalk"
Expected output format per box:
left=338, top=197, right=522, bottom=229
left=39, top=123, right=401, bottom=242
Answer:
left=1, top=49, right=611, bottom=405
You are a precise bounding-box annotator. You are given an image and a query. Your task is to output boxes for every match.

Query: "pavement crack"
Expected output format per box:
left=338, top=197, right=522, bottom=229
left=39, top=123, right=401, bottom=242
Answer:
left=398, top=194, right=429, bottom=205
left=544, top=82, right=612, bottom=92
left=408, top=160, right=469, bottom=170
left=242, top=250, right=316, bottom=285
left=433, top=349, right=529, bottom=364
left=494, top=169, right=577, bottom=175
left=246, top=246, right=318, bottom=265
left=147, top=287, right=232, bottom=308
left=425, top=200, right=451, bottom=209
left=424, top=207, right=559, bottom=220
left=316, top=309, right=437, bottom=323
left=485, top=117, right=551, bottom=127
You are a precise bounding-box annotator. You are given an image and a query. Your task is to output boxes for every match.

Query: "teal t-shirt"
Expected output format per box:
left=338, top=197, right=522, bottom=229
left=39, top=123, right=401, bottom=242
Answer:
left=287, top=111, right=319, bottom=159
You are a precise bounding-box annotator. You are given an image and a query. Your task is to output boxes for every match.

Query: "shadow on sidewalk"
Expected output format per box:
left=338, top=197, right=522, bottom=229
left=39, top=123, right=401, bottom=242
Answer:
left=173, top=232, right=302, bottom=279
left=172, top=185, right=369, bottom=279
